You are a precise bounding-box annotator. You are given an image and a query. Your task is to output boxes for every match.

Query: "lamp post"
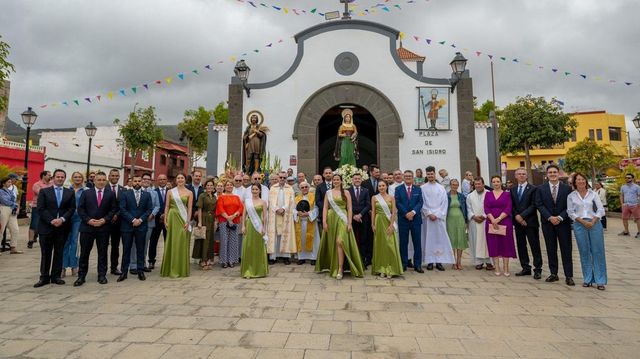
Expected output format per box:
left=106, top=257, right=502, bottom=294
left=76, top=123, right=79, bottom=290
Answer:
left=449, top=52, right=468, bottom=93
left=233, top=59, right=251, bottom=97
left=84, top=122, right=97, bottom=180
left=18, top=107, right=38, bottom=219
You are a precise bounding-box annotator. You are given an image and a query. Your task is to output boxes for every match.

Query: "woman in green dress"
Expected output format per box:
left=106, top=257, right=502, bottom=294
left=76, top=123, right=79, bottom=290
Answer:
left=194, top=179, right=217, bottom=270
left=315, top=174, right=364, bottom=279
left=161, top=173, right=193, bottom=278
left=333, top=109, right=359, bottom=167
left=371, top=181, right=403, bottom=278
left=446, top=179, right=468, bottom=270
left=240, top=184, right=269, bottom=279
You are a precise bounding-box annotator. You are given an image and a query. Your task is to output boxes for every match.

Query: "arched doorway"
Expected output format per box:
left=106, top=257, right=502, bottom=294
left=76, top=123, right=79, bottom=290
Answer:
left=293, top=82, right=403, bottom=176
left=318, top=105, right=377, bottom=172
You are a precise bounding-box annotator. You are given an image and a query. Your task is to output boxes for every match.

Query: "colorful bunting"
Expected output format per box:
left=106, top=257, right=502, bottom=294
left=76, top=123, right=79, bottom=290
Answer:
left=85, top=97, right=91, bottom=103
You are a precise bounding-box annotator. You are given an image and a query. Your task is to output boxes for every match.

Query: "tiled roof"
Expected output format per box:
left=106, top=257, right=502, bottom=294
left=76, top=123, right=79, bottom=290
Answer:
left=397, top=45, right=425, bottom=62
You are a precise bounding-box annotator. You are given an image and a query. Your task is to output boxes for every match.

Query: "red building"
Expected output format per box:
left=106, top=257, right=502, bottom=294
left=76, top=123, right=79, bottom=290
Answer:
left=0, top=139, right=46, bottom=202
left=122, top=139, right=189, bottom=182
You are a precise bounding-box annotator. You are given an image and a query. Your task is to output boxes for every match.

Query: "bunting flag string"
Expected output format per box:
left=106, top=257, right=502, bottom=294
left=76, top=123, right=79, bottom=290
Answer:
left=233, top=0, right=432, bottom=17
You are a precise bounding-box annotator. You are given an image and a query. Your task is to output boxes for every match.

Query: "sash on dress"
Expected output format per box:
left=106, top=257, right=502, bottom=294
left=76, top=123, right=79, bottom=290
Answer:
left=375, top=194, right=398, bottom=231
left=245, top=198, right=269, bottom=244
left=171, top=187, right=192, bottom=232
left=327, top=191, right=348, bottom=225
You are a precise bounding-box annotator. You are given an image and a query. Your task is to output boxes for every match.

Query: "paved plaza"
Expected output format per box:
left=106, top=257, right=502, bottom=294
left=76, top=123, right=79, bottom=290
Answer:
left=0, top=218, right=638, bottom=359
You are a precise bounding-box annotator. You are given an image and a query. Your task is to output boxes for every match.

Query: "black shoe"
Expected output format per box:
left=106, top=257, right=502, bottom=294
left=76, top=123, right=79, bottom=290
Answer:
left=111, top=269, right=122, bottom=275
left=117, top=274, right=127, bottom=282
left=533, top=271, right=542, bottom=280
left=148, top=263, right=155, bottom=270
left=74, top=278, right=85, bottom=287
left=283, top=258, right=291, bottom=265
left=27, top=241, right=34, bottom=249
left=565, top=277, right=575, bottom=286
left=426, top=263, right=434, bottom=271
left=143, top=267, right=152, bottom=272
left=268, top=259, right=276, bottom=265
left=138, top=272, right=146, bottom=281
left=407, top=259, right=414, bottom=268
left=33, top=280, right=49, bottom=288
left=515, top=270, right=532, bottom=277
left=52, top=279, right=65, bottom=285
left=414, top=267, right=424, bottom=273
left=545, top=274, right=559, bottom=282
left=98, top=277, right=108, bottom=285
left=435, top=263, right=445, bottom=271
left=310, top=260, right=316, bottom=265
left=297, top=260, right=305, bottom=265
left=129, top=269, right=138, bottom=275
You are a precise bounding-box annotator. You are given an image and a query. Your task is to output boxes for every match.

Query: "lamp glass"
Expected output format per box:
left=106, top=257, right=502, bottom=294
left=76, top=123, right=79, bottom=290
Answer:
left=85, top=122, right=98, bottom=137
left=449, top=52, right=467, bottom=75
left=234, top=60, right=250, bottom=82
left=21, top=107, right=38, bottom=126
left=633, top=114, right=640, bottom=130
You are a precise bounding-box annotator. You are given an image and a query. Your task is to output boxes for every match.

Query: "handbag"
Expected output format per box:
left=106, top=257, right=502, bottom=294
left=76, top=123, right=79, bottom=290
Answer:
left=488, top=224, right=507, bottom=236
left=192, top=225, right=207, bottom=240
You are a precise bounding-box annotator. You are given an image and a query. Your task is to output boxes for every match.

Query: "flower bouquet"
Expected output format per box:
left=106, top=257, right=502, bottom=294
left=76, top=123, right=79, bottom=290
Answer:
left=335, top=164, right=369, bottom=189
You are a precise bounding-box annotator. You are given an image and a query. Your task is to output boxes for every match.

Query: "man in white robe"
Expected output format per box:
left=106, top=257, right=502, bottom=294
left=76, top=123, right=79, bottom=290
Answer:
left=267, top=171, right=296, bottom=264
left=466, top=177, right=494, bottom=270
left=294, top=181, right=320, bottom=264
left=421, top=166, right=455, bottom=270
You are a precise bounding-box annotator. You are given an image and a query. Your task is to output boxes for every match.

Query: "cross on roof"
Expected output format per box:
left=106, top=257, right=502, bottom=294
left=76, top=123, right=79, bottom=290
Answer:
left=339, top=0, right=354, bottom=20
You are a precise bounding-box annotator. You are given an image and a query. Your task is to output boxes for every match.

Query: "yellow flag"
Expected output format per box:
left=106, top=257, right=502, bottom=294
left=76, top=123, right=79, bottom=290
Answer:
left=166, top=77, right=172, bottom=84
left=399, top=32, right=405, bottom=40
left=283, top=7, right=288, bottom=13
left=230, top=56, right=236, bottom=62
left=107, top=92, right=113, bottom=100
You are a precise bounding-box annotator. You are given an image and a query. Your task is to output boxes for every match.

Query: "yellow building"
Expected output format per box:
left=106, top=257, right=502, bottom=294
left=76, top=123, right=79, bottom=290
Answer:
left=502, top=110, right=629, bottom=171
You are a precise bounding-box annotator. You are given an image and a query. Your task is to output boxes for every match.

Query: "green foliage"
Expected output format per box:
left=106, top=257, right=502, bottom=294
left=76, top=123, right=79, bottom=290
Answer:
left=0, top=36, right=16, bottom=112
left=113, top=106, right=163, bottom=174
left=473, top=100, right=501, bottom=122
left=606, top=165, right=640, bottom=212
left=213, top=102, right=229, bottom=124
left=178, top=106, right=213, bottom=162
left=564, top=138, right=618, bottom=182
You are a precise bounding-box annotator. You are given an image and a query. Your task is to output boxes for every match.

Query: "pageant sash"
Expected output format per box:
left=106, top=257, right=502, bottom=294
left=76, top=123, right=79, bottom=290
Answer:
left=171, top=188, right=192, bottom=232
left=245, top=198, right=269, bottom=244
left=375, top=194, right=398, bottom=231
left=327, top=191, right=348, bottom=225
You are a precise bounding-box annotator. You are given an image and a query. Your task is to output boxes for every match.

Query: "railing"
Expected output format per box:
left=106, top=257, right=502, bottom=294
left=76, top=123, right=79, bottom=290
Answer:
left=0, top=139, right=45, bottom=152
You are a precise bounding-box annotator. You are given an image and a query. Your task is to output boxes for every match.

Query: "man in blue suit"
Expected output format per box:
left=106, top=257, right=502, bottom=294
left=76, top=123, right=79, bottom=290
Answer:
left=75, top=172, right=118, bottom=286
left=127, top=173, right=160, bottom=274
left=395, top=170, right=424, bottom=273
left=118, top=175, right=152, bottom=282
left=148, top=174, right=168, bottom=269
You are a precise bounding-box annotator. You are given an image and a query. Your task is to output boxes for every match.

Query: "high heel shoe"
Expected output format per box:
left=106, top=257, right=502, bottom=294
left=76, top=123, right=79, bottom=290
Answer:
left=336, top=271, right=343, bottom=280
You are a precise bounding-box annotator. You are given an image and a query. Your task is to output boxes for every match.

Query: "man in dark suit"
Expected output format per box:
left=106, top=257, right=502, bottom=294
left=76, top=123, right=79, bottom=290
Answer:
left=362, top=164, right=381, bottom=197
left=314, top=167, right=333, bottom=227
left=535, top=164, right=574, bottom=286
left=148, top=174, right=168, bottom=270
left=106, top=169, right=125, bottom=275
left=34, top=169, right=76, bottom=287
left=511, top=168, right=543, bottom=279
left=349, top=173, right=371, bottom=267
left=186, top=170, right=204, bottom=219
left=395, top=170, right=424, bottom=273
left=118, top=175, right=152, bottom=282
left=75, top=171, right=118, bottom=286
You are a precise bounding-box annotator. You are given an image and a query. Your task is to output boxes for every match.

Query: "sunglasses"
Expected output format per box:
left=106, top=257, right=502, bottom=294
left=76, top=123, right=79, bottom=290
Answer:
left=235, top=180, right=242, bottom=182
left=279, top=177, right=286, bottom=179
left=626, top=177, right=633, bottom=180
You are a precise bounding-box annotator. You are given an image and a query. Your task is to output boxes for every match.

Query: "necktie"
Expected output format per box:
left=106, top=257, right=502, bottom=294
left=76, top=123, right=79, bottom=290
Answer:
left=355, top=187, right=360, bottom=200
left=112, top=185, right=117, bottom=198
left=161, top=188, right=166, bottom=202
left=97, top=189, right=103, bottom=207
left=135, top=190, right=140, bottom=206
left=407, top=185, right=411, bottom=199
left=517, top=185, right=524, bottom=200
left=372, top=179, right=377, bottom=191
left=552, top=185, right=558, bottom=203
left=55, top=187, right=62, bottom=207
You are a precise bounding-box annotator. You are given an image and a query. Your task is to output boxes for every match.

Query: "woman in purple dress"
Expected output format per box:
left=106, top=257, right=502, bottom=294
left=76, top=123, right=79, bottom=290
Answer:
left=484, top=175, right=517, bottom=276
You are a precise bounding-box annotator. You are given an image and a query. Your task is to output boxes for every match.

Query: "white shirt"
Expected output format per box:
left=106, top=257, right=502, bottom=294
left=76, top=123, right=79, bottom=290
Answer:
left=567, top=189, right=605, bottom=220
left=388, top=181, right=403, bottom=197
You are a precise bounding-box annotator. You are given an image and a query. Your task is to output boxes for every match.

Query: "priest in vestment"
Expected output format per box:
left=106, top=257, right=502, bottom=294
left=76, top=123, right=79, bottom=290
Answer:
left=267, top=172, right=297, bottom=264
left=293, top=182, right=320, bottom=265
left=420, top=167, right=455, bottom=270
left=465, top=177, right=494, bottom=270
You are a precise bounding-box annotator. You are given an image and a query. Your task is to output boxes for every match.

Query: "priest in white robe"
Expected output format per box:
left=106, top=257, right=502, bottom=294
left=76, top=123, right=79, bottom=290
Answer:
left=293, top=182, right=320, bottom=264
left=421, top=167, right=455, bottom=270
left=267, top=172, right=297, bottom=264
left=465, top=177, right=494, bottom=270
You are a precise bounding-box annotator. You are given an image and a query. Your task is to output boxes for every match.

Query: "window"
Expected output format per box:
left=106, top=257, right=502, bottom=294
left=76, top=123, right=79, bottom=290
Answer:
left=588, top=129, right=595, bottom=140
left=609, top=127, right=622, bottom=141
left=519, top=161, right=525, bottom=167
left=549, top=160, right=554, bottom=164
left=570, top=130, right=577, bottom=142
left=596, top=129, right=602, bottom=141
left=160, top=155, right=166, bottom=165
left=541, top=160, right=547, bottom=165
left=171, top=157, right=177, bottom=166
left=179, top=159, right=185, bottom=168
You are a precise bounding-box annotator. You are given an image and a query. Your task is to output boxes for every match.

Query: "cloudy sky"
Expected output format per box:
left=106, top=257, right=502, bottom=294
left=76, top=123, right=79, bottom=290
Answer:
left=2, top=0, right=639, bottom=138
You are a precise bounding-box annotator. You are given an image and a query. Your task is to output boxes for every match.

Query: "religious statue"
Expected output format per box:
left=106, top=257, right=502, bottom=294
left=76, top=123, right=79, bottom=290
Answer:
left=243, top=111, right=268, bottom=174
left=424, top=89, right=446, bottom=130
left=333, top=108, right=359, bottom=167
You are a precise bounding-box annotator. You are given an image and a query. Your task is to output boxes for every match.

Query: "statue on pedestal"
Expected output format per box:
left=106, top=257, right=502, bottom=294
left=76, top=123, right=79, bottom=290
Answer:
left=243, top=111, right=268, bottom=174
left=333, top=108, right=359, bottom=167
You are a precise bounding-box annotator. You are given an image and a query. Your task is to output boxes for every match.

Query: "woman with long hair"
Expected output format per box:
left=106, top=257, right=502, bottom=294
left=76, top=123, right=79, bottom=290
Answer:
left=315, top=174, right=364, bottom=279
left=484, top=175, right=516, bottom=276
left=215, top=180, right=244, bottom=268
left=62, top=171, right=86, bottom=277
left=240, top=184, right=269, bottom=278
left=447, top=179, right=468, bottom=270
left=370, top=180, right=403, bottom=278
left=568, top=173, right=607, bottom=290
left=194, top=179, right=217, bottom=270
left=160, top=173, right=193, bottom=278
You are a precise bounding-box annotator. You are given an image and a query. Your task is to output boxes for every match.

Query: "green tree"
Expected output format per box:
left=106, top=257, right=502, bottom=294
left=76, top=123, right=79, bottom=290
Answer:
left=213, top=101, right=228, bottom=124
left=499, top=95, right=577, bottom=179
left=0, top=35, right=16, bottom=112
left=564, top=138, right=618, bottom=182
left=114, top=106, right=163, bottom=176
left=178, top=106, right=214, bottom=167
left=473, top=100, right=501, bottom=122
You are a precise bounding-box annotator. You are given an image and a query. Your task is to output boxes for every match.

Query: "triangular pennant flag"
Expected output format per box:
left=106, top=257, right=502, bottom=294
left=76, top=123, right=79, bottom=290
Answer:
left=538, top=66, right=544, bottom=69
left=450, top=44, right=456, bottom=48
left=293, top=9, right=299, bottom=15
left=580, top=74, right=587, bottom=79
left=217, top=60, right=224, bottom=63
left=475, top=51, right=482, bottom=57
left=426, top=39, right=431, bottom=44
left=253, top=49, right=259, bottom=53
left=278, top=39, right=283, bottom=43
left=165, top=77, right=172, bottom=84
left=241, top=53, right=247, bottom=56
left=107, top=92, right=113, bottom=99
left=51, top=103, right=58, bottom=107
left=205, top=65, right=212, bottom=69
left=260, top=3, right=267, bottom=7
left=283, top=7, right=288, bottom=14
left=552, top=69, right=558, bottom=72
left=73, top=100, right=79, bottom=106
left=85, top=97, right=91, bottom=103
left=119, top=89, right=126, bottom=96
left=272, top=6, right=281, bottom=11
left=39, top=104, right=47, bottom=108
left=63, top=101, right=69, bottom=106
left=394, top=4, right=401, bottom=9
left=413, top=36, right=420, bottom=41
left=96, top=95, right=101, bottom=101
left=310, top=8, right=316, bottom=13
left=500, top=57, right=506, bottom=61
left=192, top=69, right=199, bottom=75
left=143, top=84, right=149, bottom=90
left=438, top=41, right=445, bottom=45
left=177, top=73, right=184, bottom=80
left=382, top=7, right=390, bottom=12
left=564, top=72, right=571, bottom=76
left=488, top=54, right=493, bottom=59
left=266, top=43, right=272, bottom=47
left=248, top=1, right=256, bottom=7
left=155, top=80, right=162, bottom=84
left=512, top=58, right=519, bottom=62
left=131, top=87, right=137, bottom=93
left=625, top=82, right=632, bottom=86
left=229, top=56, right=236, bottom=62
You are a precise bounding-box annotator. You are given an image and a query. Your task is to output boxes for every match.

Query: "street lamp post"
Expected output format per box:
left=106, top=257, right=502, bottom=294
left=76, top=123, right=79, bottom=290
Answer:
left=233, top=60, right=251, bottom=97
left=18, top=107, right=38, bottom=219
left=84, top=122, right=97, bottom=180
left=449, top=52, right=468, bottom=93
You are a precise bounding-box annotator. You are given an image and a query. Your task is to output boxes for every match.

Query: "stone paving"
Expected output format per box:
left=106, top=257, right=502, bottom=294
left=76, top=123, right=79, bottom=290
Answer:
left=0, top=218, right=639, bottom=359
